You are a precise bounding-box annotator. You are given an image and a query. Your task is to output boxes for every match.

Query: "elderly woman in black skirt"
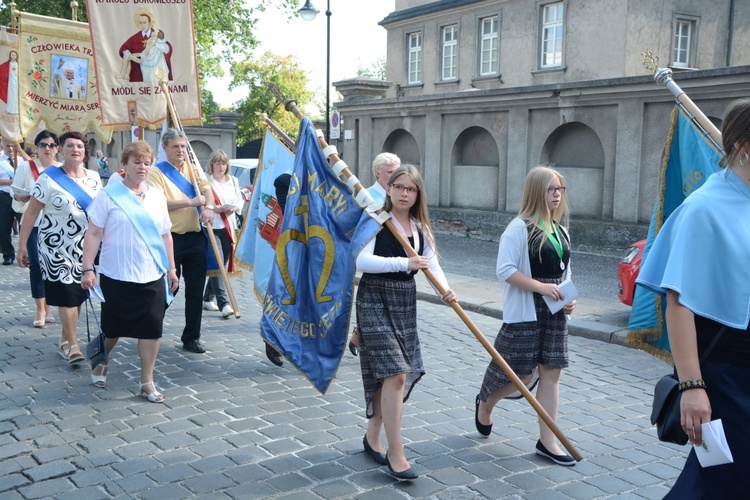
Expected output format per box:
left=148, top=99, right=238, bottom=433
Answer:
left=81, top=142, right=178, bottom=402
left=475, top=165, right=577, bottom=466
left=356, top=165, right=457, bottom=480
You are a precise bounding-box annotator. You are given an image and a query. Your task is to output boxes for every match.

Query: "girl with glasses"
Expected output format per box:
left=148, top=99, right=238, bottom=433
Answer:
left=474, top=165, right=577, bottom=466
left=355, top=164, right=457, bottom=480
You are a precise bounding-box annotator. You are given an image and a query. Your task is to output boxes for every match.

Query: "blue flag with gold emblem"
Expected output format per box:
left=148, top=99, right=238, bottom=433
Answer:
left=627, top=107, right=721, bottom=360
left=260, top=117, right=363, bottom=393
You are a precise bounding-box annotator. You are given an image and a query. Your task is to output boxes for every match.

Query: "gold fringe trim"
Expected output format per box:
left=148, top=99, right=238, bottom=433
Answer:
left=206, top=270, right=242, bottom=278
left=19, top=13, right=90, bottom=42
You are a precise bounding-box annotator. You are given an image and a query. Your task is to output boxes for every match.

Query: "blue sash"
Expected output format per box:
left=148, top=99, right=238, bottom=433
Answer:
left=0, top=160, right=13, bottom=179
left=153, top=160, right=218, bottom=269
left=43, top=166, right=93, bottom=211
left=105, top=182, right=174, bottom=305
left=154, top=160, right=197, bottom=200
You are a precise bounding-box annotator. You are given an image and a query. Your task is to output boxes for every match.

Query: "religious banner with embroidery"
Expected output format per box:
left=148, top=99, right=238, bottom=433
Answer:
left=17, top=12, right=111, bottom=142
left=85, top=0, right=201, bottom=130
left=0, top=27, right=22, bottom=144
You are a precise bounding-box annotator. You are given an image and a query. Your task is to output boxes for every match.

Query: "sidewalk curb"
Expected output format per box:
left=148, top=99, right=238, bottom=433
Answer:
left=416, top=290, right=632, bottom=348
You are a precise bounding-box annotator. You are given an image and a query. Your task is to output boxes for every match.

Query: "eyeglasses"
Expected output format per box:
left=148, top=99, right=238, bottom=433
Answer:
left=547, top=186, right=566, bottom=195
left=390, top=183, right=419, bottom=194
left=37, top=142, right=57, bottom=149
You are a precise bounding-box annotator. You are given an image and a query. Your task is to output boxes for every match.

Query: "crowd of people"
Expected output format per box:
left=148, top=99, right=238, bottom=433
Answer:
left=2, top=99, right=748, bottom=488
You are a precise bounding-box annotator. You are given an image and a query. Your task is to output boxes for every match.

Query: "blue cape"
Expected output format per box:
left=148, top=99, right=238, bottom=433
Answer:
left=637, top=168, right=750, bottom=329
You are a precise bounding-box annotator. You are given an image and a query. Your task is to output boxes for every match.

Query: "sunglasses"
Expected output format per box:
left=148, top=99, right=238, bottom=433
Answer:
left=37, top=142, right=58, bottom=149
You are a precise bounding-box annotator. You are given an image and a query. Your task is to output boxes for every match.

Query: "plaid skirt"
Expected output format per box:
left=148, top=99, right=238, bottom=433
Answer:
left=356, top=274, right=425, bottom=418
left=479, top=277, right=568, bottom=401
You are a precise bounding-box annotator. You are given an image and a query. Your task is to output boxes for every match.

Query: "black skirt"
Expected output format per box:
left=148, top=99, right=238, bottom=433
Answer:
left=100, top=274, right=166, bottom=339
left=44, top=279, right=87, bottom=308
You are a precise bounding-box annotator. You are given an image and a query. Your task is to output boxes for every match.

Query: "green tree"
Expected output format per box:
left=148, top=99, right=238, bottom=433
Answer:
left=0, top=0, right=300, bottom=122
left=357, top=57, right=387, bottom=81
left=230, top=51, right=313, bottom=146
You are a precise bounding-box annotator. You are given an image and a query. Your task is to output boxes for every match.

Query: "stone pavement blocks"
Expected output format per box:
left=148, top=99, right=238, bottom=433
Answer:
left=19, top=459, right=76, bottom=482
left=225, top=481, right=277, bottom=499
left=188, top=437, right=235, bottom=458
left=584, top=474, right=636, bottom=494
left=113, top=441, right=161, bottom=461
left=77, top=435, right=125, bottom=454
left=461, top=461, right=511, bottom=480
left=137, top=482, right=193, bottom=500
left=302, top=462, right=350, bottom=482
left=522, top=489, right=571, bottom=500
left=150, top=431, right=199, bottom=451
left=223, top=463, right=273, bottom=483
left=555, top=481, right=608, bottom=499
left=263, top=471, right=313, bottom=493
left=148, top=463, right=199, bottom=483
left=357, top=487, right=409, bottom=500
left=425, top=466, right=477, bottom=487
left=415, top=454, right=465, bottom=471
left=504, top=470, right=556, bottom=492
left=182, top=471, right=237, bottom=495
left=110, top=456, right=160, bottom=477
left=0, top=472, right=31, bottom=493
left=296, top=430, right=341, bottom=447
left=612, top=467, right=663, bottom=487
left=0, top=440, right=32, bottom=460
left=310, top=478, right=360, bottom=499
left=468, top=478, right=523, bottom=498
left=17, top=477, right=75, bottom=499
left=30, top=443, right=78, bottom=464
left=393, top=475, right=446, bottom=497
left=188, top=454, right=235, bottom=474
left=260, top=437, right=306, bottom=456
left=223, top=441, right=273, bottom=465
left=56, top=485, right=110, bottom=500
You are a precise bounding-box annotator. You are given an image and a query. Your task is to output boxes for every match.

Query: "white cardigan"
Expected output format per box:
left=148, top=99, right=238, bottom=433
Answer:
left=496, top=217, right=571, bottom=323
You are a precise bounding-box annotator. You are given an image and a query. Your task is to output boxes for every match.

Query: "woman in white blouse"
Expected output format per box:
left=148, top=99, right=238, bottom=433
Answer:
left=202, top=149, right=243, bottom=317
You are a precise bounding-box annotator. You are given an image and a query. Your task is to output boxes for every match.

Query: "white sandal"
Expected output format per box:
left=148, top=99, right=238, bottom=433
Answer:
left=66, top=344, right=85, bottom=364
left=57, top=340, right=70, bottom=360
left=91, top=364, right=108, bottom=388
left=139, top=381, right=164, bottom=403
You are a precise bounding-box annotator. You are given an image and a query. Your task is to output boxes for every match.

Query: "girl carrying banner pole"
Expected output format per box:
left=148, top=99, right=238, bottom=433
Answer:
left=271, top=86, right=583, bottom=463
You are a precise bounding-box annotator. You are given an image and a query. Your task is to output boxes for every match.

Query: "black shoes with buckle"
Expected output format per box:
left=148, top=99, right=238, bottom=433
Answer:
left=535, top=439, right=576, bottom=466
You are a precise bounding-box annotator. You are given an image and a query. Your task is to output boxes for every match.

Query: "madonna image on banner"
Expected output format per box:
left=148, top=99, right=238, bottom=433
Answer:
left=50, top=55, right=87, bottom=101
left=86, top=1, right=201, bottom=130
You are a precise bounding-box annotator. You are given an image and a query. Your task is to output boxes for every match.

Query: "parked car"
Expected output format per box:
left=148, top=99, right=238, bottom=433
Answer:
left=617, top=239, right=646, bottom=306
left=230, top=158, right=258, bottom=198
left=229, top=159, right=257, bottom=228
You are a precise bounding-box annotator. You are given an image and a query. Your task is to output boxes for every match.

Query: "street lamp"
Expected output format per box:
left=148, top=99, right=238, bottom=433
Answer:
left=298, top=0, right=331, bottom=142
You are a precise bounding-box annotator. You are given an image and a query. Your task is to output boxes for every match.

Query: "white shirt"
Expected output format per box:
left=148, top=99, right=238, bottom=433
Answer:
left=11, top=160, right=56, bottom=219
left=496, top=217, right=571, bottom=323
left=0, top=158, right=12, bottom=194
left=87, top=187, right=171, bottom=284
left=208, top=175, right=243, bottom=230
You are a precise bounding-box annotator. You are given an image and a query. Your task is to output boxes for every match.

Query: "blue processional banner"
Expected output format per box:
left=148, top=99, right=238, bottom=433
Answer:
left=626, top=107, right=721, bottom=360
left=259, top=117, right=364, bottom=394
left=234, top=128, right=295, bottom=301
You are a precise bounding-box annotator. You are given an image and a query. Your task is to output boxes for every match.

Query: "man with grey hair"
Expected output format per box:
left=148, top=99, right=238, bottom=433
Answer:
left=349, top=152, right=401, bottom=355
left=147, top=128, right=216, bottom=353
left=0, top=139, right=17, bottom=265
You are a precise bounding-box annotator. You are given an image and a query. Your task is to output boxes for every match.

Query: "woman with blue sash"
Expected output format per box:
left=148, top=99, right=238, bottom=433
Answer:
left=637, top=99, right=750, bottom=497
left=17, top=131, right=101, bottom=365
left=81, top=142, right=178, bottom=402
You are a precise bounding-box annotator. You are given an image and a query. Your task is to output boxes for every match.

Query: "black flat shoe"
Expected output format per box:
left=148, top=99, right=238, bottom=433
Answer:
left=535, top=439, right=576, bottom=466
left=363, top=435, right=387, bottom=465
left=183, top=340, right=206, bottom=353
left=475, top=394, right=492, bottom=436
left=385, top=452, right=418, bottom=480
left=348, top=340, right=358, bottom=356
left=265, top=343, right=283, bottom=366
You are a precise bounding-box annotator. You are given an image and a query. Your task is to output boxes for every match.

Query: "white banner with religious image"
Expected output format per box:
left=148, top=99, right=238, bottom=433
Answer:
left=17, top=12, right=112, bottom=142
left=85, top=1, right=202, bottom=130
left=0, top=27, right=22, bottom=144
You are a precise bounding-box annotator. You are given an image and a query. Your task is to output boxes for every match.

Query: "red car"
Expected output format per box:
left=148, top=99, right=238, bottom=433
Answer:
left=617, top=239, right=646, bottom=306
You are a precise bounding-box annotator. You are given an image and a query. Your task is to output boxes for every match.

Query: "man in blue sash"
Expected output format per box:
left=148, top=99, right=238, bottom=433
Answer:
left=0, top=140, right=17, bottom=265
left=147, top=128, right=215, bottom=353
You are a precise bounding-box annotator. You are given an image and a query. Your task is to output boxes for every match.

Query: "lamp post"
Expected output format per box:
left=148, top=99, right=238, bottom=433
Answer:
left=297, top=0, right=331, bottom=142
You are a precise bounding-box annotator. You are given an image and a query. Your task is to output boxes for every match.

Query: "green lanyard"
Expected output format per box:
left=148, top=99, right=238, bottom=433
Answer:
left=537, top=217, right=564, bottom=261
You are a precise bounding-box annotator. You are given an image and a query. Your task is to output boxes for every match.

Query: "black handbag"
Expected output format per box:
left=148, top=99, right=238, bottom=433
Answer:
left=84, top=295, right=107, bottom=370
left=650, top=325, right=726, bottom=445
